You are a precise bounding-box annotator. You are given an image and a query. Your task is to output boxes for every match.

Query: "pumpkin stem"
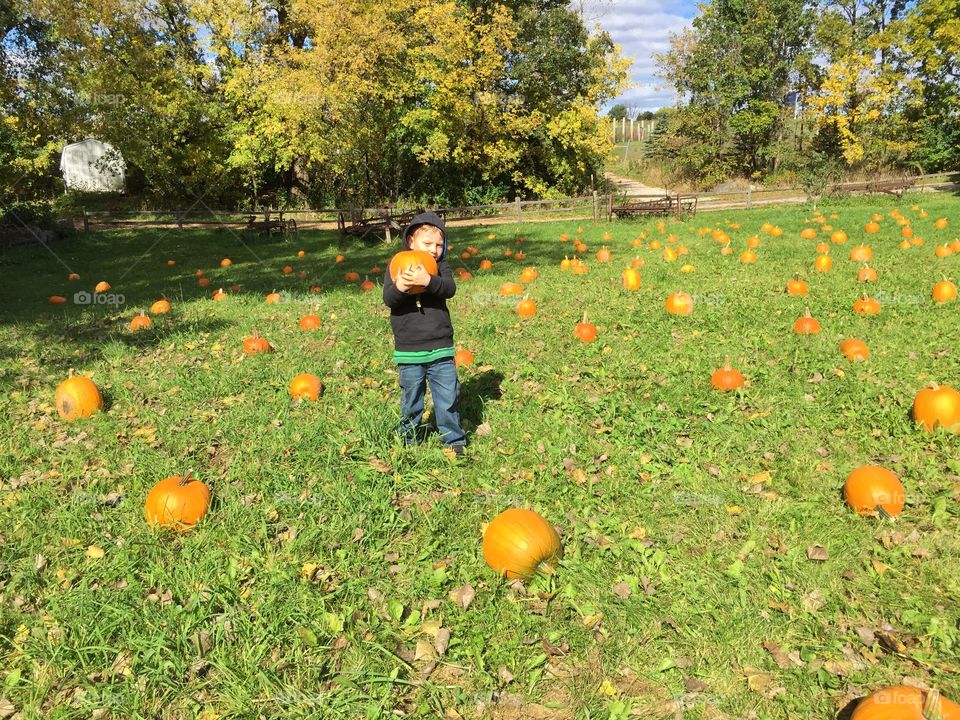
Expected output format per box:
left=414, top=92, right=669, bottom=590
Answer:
left=724, top=355, right=732, bottom=371
left=804, top=307, right=812, bottom=318
left=537, top=560, right=557, bottom=576
left=180, top=469, right=193, bottom=486
left=581, top=311, right=588, bottom=324
left=923, top=689, right=943, bottom=720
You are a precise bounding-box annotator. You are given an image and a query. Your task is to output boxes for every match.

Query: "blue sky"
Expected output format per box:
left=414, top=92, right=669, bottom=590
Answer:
left=580, top=0, right=698, bottom=112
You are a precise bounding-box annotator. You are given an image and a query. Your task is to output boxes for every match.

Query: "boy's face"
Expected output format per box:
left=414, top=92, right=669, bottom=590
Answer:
left=408, top=226, right=444, bottom=259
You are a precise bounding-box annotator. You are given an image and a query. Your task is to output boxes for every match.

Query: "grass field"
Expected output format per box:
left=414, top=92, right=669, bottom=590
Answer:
left=1, top=193, right=959, bottom=719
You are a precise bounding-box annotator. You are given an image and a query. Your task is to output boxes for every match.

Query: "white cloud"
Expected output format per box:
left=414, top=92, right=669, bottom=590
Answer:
left=576, top=0, right=695, bottom=110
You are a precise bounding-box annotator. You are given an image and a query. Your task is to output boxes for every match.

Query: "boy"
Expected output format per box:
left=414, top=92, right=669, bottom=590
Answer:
left=382, top=211, right=466, bottom=456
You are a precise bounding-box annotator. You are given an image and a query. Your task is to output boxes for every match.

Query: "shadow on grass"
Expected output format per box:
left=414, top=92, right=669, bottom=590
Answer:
left=836, top=697, right=859, bottom=719
left=460, top=369, right=505, bottom=431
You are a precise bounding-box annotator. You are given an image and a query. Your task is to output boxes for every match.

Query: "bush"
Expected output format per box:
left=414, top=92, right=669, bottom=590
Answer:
left=0, top=201, right=56, bottom=228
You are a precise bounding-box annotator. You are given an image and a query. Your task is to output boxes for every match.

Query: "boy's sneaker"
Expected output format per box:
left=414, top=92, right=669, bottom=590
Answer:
left=442, top=444, right=466, bottom=459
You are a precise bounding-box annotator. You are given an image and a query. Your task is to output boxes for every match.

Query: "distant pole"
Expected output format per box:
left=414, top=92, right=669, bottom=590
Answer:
left=592, top=191, right=599, bottom=222
left=515, top=196, right=521, bottom=223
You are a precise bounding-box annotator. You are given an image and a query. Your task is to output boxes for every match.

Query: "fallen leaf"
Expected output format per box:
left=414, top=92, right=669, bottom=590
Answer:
left=85, top=545, right=105, bottom=560
left=449, top=583, right=475, bottom=610
left=807, top=545, right=828, bottom=561
left=856, top=627, right=877, bottom=647
left=475, top=422, right=492, bottom=436
left=611, top=582, right=632, bottom=599
left=368, top=457, right=393, bottom=474
left=0, top=699, right=15, bottom=720
left=871, top=559, right=891, bottom=575
left=763, top=641, right=791, bottom=669
left=803, top=590, right=826, bottom=612
left=434, top=628, right=451, bottom=656
left=498, top=666, right=514, bottom=685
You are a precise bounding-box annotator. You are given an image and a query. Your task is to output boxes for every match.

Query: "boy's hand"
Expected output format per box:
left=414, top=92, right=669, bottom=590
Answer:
left=405, top=264, right=432, bottom=288
left=396, top=265, right=430, bottom=293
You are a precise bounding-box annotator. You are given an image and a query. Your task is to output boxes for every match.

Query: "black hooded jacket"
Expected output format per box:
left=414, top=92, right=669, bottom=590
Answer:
left=382, top=212, right=457, bottom=356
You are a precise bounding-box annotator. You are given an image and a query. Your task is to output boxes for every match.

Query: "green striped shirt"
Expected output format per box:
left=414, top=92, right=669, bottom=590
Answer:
left=393, top=346, right=455, bottom=365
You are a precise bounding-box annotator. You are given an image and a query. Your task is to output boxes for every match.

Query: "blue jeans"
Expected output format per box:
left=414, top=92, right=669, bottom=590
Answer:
left=397, top=358, right=465, bottom=448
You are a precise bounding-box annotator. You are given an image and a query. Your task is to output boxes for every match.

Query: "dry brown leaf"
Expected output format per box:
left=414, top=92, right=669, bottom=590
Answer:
left=449, top=583, right=475, bottom=610
left=434, top=628, right=451, bottom=656
left=762, top=641, right=791, bottom=669
left=807, top=545, right=828, bottom=561
left=475, top=422, right=492, bottom=436
left=611, top=582, right=632, bottom=599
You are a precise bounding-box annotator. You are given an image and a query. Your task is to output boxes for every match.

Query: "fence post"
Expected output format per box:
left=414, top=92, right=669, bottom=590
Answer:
left=747, top=186, right=753, bottom=209
left=676, top=192, right=681, bottom=220
left=82, top=209, right=89, bottom=232
left=607, top=194, right=613, bottom=222
left=176, top=210, right=183, bottom=230
left=592, top=191, right=599, bottom=222
left=514, top=196, right=521, bottom=223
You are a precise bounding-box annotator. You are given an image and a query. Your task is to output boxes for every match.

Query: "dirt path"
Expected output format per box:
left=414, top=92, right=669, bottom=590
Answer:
left=603, top=171, right=669, bottom=196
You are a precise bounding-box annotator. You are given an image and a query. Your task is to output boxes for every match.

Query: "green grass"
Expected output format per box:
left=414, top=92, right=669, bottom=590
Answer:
left=1, top=193, right=959, bottom=719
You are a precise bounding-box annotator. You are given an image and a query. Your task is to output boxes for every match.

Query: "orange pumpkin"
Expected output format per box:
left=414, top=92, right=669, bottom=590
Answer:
left=198, top=278, right=210, bottom=288
left=932, top=279, right=958, bottom=303
left=389, top=250, right=438, bottom=295
left=499, top=282, right=524, bottom=296
left=649, top=240, right=662, bottom=250
left=344, top=271, right=360, bottom=283
left=662, top=247, right=678, bottom=263
left=145, top=473, right=211, bottom=530
left=283, top=265, right=294, bottom=274
left=912, top=384, right=960, bottom=432
left=596, top=247, right=612, bottom=262
left=479, top=259, right=493, bottom=271
left=455, top=348, right=475, bottom=367
left=793, top=309, right=821, bottom=334
left=516, top=297, right=537, bottom=319
left=94, top=281, right=111, bottom=293
left=150, top=298, right=171, bottom=314
left=631, top=257, right=644, bottom=268
left=482, top=508, right=562, bottom=579
left=720, top=243, right=733, bottom=256
left=289, top=373, right=324, bottom=401
left=299, top=312, right=322, bottom=330
left=359, top=277, right=375, bottom=292
left=800, top=227, right=817, bottom=240
left=814, top=255, right=832, bottom=272
left=265, top=291, right=282, bottom=304
left=850, top=686, right=960, bottom=720
left=212, top=288, right=228, bottom=301
left=864, top=221, right=880, bottom=234
left=573, top=313, right=597, bottom=343
left=740, top=250, right=757, bottom=264
left=67, top=272, right=80, bottom=281
left=844, top=466, right=905, bottom=517
left=853, top=294, right=881, bottom=315
left=901, top=226, right=914, bottom=239
left=55, top=376, right=103, bottom=421
left=242, top=331, right=271, bottom=355
left=48, top=295, right=67, bottom=304
left=934, top=218, right=949, bottom=230
left=747, top=236, right=760, bottom=249
left=166, top=259, right=176, bottom=267
left=770, top=226, right=783, bottom=237
left=816, top=241, right=831, bottom=254
left=519, top=267, right=539, bottom=283
left=711, top=357, right=744, bottom=391
left=297, top=250, right=306, bottom=257
left=858, top=265, right=878, bottom=282
left=935, top=244, right=953, bottom=258
left=840, top=338, right=869, bottom=362
left=665, top=292, right=694, bottom=316
left=220, top=258, right=232, bottom=267
left=786, top=278, right=809, bottom=296
left=830, top=230, right=848, bottom=244
left=622, top=267, right=641, bottom=291
left=129, top=313, right=153, bottom=331
left=335, top=254, right=345, bottom=263
left=850, top=244, right=873, bottom=262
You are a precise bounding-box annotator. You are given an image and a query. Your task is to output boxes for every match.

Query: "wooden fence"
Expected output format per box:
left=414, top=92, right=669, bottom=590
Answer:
left=79, top=171, right=958, bottom=233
